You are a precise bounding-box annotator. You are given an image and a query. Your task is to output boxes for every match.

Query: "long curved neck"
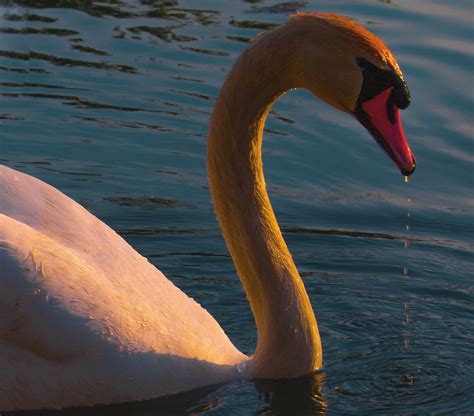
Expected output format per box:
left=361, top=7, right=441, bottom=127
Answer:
left=207, top=31, right=322, bottom=378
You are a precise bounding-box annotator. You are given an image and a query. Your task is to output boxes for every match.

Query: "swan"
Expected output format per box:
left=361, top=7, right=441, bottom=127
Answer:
left=0, top=12, right=415, bottom=411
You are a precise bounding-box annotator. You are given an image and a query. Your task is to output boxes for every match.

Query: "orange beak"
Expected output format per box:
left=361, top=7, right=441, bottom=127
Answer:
left=356, top=87, right=416, bottom=176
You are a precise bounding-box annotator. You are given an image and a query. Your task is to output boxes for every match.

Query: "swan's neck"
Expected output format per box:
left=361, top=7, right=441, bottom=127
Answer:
left=207, top=34, right=322, bottom=378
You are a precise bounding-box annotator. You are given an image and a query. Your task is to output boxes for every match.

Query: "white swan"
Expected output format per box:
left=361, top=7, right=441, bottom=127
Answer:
left=0, top=13, right=415, bottom=411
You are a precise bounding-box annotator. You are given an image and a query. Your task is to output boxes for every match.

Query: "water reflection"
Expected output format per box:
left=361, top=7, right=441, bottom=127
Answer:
left=255, top=372, right=328, bottom=415
left=7, top=373, right=328, bottom=416
left=8, top=383, right=224, bottom=415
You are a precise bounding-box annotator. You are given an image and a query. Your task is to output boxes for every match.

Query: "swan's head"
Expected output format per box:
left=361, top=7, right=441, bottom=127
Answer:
left=289, top=12, right=415, bottom=176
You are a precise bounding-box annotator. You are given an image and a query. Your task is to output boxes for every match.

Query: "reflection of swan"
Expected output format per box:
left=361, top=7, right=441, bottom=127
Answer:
left=255, top=372, right=328, bottom=414
left=0, top=12, right=415, bottom=411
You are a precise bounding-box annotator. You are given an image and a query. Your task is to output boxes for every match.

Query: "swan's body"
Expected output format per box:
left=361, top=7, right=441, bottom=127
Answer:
left=0, top=165, right=246, bottom=410
left=0, top=13, right=415, bottom=411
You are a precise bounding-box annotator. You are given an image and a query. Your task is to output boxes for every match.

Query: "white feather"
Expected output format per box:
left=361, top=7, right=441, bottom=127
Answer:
left=0, top=165, right=246, bottom=411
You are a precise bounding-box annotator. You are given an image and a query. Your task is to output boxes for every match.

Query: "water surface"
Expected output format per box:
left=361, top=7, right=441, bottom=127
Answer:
left=1, top=0, right=473, bottom=414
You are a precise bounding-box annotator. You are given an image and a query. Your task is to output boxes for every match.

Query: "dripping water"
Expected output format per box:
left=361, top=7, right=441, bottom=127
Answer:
left=402, top=181, right=412, bottom=351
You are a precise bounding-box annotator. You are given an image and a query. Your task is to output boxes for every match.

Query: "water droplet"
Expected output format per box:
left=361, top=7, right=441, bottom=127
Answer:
left=237, top=361, right=247, bottom=375
left=404, top=240, right=409, bottom=249
left=406, top=225, right=411, bottom=231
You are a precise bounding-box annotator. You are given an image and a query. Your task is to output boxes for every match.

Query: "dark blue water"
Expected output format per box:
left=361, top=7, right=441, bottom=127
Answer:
left=1, top=0, right=473, bottom=414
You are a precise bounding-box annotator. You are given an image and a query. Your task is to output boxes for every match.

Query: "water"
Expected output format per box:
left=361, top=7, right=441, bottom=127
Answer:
left=1, top=0, right=473, bottom=414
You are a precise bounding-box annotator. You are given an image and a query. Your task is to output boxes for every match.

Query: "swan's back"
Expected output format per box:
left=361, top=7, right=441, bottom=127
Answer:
left=0, top=165, right=244, bottom=410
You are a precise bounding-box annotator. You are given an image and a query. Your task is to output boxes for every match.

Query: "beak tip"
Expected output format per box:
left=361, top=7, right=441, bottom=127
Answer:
left=400, top=152, right=416, bottom=177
